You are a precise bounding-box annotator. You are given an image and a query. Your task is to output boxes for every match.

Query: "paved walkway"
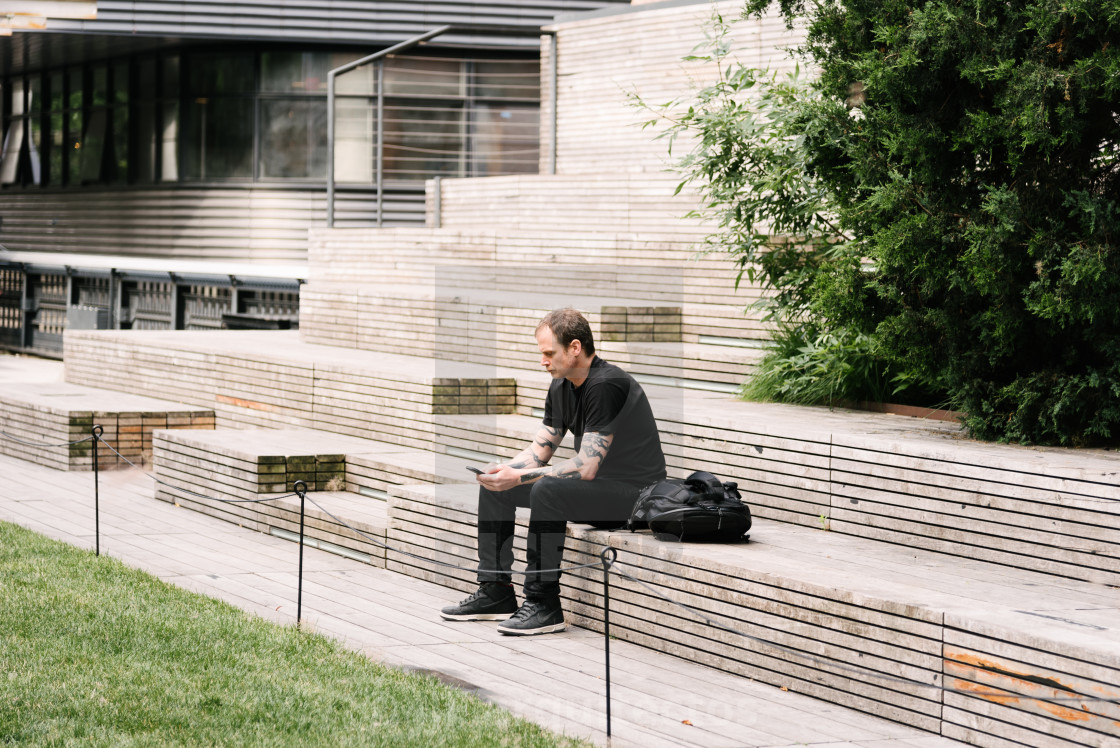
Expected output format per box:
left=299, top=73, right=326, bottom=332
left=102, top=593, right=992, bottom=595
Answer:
left=1, top=453, right=966, bottom=748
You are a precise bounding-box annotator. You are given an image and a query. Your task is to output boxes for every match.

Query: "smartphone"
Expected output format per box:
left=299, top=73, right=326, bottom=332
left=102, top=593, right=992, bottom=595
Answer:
left=466, top=466, right=484, bottom=475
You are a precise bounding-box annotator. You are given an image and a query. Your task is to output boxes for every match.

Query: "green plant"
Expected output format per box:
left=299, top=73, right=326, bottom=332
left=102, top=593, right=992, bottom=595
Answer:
left=635, top=12, right=936, bottom=411
left=651, top=1, right=1120, bottom=444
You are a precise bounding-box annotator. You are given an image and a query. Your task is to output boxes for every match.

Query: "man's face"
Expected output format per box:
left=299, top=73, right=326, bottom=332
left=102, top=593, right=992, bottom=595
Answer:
left=536, top=328, right=580, bottom=380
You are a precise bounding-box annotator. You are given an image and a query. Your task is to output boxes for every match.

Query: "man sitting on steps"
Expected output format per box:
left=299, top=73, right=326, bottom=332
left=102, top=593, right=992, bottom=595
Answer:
left=440, top=307, right=667, bottom=635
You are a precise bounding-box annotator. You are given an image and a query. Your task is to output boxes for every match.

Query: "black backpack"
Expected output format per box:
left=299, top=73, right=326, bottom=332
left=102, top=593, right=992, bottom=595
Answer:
left=627, top=471, right=752, bottom=542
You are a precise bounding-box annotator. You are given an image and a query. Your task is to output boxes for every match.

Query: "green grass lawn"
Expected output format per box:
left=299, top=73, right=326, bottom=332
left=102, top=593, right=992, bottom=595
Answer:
left=0, top=521, right=589, bottom=747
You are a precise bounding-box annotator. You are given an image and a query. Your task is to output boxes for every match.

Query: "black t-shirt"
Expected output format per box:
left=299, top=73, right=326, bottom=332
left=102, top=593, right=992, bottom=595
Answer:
left=542, top=356, right=667, bottom=486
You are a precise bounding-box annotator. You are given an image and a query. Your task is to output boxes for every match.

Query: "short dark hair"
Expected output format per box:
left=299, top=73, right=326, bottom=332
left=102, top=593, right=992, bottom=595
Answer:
left=536, top=308, right=595, bottom=356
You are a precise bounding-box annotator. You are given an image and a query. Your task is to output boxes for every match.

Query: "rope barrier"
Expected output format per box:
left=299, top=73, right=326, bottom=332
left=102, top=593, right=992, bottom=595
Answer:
left=3, top=422, right=1117, bottom=718
left=94, top=437, right=301, bottom=505
left=304, top=492, right=606, bottom=577
left=0, top=430, right=95, bottom=448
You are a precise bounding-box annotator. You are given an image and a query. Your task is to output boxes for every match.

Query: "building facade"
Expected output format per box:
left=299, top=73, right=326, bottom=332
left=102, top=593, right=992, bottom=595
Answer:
left=0, top=0, right=625, bottom=354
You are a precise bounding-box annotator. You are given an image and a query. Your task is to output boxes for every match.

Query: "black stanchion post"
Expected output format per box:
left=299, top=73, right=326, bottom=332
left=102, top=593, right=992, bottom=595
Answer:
left=294, top=480, right=308, bottom=627
left=92, top=425, right=103, bottom=557
left=600, top=546, right=618, bottom=739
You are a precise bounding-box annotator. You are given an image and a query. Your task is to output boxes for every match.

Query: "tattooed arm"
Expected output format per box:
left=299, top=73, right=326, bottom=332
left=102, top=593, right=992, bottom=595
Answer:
left=477, top=429, right=613, bottom=491
left=517, top=430, right=613, bottom=484
left=504, top=423, right=565, bottom=471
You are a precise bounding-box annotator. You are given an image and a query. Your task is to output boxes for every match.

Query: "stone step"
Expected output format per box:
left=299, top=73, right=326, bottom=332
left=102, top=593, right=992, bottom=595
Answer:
left=386, top=481, right=1120, bottom=748
left=0, top=380, right=214, bottom=471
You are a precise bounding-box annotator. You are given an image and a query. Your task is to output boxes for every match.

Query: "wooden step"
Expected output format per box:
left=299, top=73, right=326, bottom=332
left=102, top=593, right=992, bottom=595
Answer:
left=385, top=481, right=1120, bottom=748
left=64, top=330, right=517, bottom=448
left=299, top=283, right=767, bottom=388
left=347, top=450, right=485, bottom=498
left=65, top=330, right=1120, bottom=587
left=429, top=398, right=1120, bottom=589
left=150, top=427, right=397, bottom=565
left=307, top=227, right=767, bottom=310
left=0, top=381, right=213, bottom=471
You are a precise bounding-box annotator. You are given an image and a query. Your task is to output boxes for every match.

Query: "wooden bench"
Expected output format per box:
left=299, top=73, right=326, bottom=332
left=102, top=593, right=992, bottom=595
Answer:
left=0, top=381, right=213, bottom=471
left=385, top=481, right=1120, bottom=748
left=64, top=330, right=517, bottom=448
left=430, top=402, right=1120, bottom=589
left=299, top=283, right=763, bottom=393
left=151, top=427, right=397, bottom=565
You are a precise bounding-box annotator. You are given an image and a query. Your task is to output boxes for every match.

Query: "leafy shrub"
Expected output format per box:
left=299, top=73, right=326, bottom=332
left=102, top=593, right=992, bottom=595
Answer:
left=651, top=2, right=1120, bottom=445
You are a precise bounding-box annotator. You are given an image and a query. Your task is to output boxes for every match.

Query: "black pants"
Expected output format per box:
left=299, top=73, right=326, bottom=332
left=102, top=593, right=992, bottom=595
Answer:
left=476, top=477, right=640, bottom=601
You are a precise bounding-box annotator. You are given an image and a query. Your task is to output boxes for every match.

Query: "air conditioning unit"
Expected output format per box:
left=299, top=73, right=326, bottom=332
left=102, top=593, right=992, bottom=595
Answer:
left=66, top=305, right=110, bottom=330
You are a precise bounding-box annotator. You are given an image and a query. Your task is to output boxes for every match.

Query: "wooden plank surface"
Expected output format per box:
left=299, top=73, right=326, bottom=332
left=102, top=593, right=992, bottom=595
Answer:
left=0, top=450, right=966, bottom=748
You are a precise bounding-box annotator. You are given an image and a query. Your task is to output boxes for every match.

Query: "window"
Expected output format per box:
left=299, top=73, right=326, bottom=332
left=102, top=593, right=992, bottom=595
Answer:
left=111, top=62, right=129, bottom=182
left=66, top=68, right=83, bottom=184
left=49, top=72, right=63, bottom=183
left=182, top=53, right=254, bottom=179
left=79, top=66, right=107, bottom=183
left=28, top=76, right=42, bottom=184
left=383, top=103, right=463, bottom=179
left=259, top=98, right=327, bottom=178
left=134, top=59, right=158, bottom=182
left=0, top=47, right=541, bottom=189
left=1, top=80, right=26, bottom=184
left=470, top=104, right=539, bottom=176
left=161, top=56, right=179, bottom=181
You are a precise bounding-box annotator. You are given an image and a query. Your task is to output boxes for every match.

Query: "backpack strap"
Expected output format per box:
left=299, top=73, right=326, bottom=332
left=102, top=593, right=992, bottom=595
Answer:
left=684, top=471, right=723, bottom=498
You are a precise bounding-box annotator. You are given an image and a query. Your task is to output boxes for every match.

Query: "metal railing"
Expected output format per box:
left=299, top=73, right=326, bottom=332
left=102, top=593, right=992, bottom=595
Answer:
left=326, top=25, right=558, bottom=227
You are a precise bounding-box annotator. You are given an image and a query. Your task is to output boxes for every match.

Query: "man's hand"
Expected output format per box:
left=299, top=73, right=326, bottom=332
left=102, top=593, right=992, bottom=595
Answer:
left=476, top=464, right=523, bottom=492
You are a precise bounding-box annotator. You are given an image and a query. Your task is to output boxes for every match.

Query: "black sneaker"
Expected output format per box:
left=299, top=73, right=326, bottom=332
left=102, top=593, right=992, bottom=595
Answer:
left=497, top=598, right=566, bottom=636
left=440, top=583, right=518, bottom=621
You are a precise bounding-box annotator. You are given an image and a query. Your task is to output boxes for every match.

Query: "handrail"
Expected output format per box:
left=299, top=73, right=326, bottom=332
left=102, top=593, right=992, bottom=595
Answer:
left=326, top=24, right=557, bottom=228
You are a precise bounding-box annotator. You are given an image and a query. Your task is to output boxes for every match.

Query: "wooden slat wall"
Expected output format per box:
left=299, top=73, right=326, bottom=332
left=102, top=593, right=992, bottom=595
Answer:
left=829, top=434, right=1120, bottom=587
left=0, top=187, right=422, bottom=263
left=152, top=431, right=389, bottom=565
left=427, top=174, right=709, bottom=237
left=543, top=1, right=804, bottom=175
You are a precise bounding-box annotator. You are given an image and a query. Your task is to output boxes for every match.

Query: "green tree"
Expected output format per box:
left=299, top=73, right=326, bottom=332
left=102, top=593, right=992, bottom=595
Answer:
left=664, top=2, right=1120, bottom=444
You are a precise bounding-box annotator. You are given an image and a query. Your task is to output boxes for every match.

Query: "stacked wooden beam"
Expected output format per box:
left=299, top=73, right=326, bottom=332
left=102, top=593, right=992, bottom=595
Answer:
left=0, top=381, right=213, bottom=470
left=64, top=330, right=519, bottom=446
left=151, top=428, right=398, bottom=565
left=385, top=481, right=1120, bottom=748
